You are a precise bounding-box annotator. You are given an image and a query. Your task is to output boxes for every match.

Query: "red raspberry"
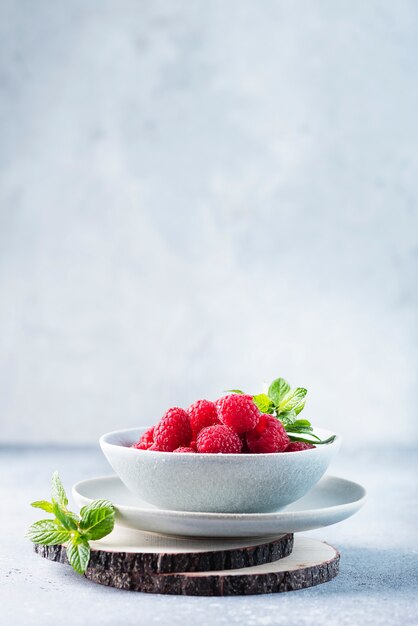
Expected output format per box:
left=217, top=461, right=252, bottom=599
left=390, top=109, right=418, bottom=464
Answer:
left=187, top=399, right=220, bottom=436
left=286, top=441, right=315, bottom=452
left=213, top=397, right=223, bottom=411
left=196, top=424, right=242, bottom=454
left=154, top=407, right=192, bottom=452
left=246, top=415, right=290, bottom=453
left=148, top=443, right=161, bottom=451
left=216, top=394, right=261, bottom=434
left=174, top=447, right=196, bottom=453
left=132, top=426, right=154, bottom=450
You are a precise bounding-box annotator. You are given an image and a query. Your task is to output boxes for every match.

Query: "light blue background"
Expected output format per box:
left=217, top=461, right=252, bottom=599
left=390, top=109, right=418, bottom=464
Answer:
left=1, top=1, right=417, bottom=444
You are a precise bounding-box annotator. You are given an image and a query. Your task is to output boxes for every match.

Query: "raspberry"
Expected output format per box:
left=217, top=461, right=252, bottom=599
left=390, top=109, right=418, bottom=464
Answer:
left=286, top=441, right=315, bottom=452
left=246, top=415, right=290, bottom=453
left=174, top=447, right=196, bottom=453
left=187, top=399, right=220, bottom=435
left=148, top=443, right=161, bottom=451
left=196, top=424, right=242, bottom=454
left=154, top=407, right=192, bottom=452
left=213, top=397, right=223, bottom=411
left=132, top=426, right=154, bottom=450
left=216, top=394, right=261, bottom=434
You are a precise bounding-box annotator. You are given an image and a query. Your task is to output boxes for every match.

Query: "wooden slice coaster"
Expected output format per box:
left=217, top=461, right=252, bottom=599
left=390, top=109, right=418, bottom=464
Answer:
left=34, top=527, right=294, bottom=575
left=89, top=536, right=338, bottom=596
left=35, top=534, right=338, bottom=595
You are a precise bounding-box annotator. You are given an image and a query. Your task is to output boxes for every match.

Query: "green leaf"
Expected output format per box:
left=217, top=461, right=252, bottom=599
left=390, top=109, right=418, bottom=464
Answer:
left=268, top=378, right=291, bottom=405
left=294, top=400, right=306, bottom=415
left=278, top=387, right=307, bottom=414
left=278, top=410, right=297, bottom=427
left=31, top=500, right=54, bottom=513
left=52, top=502, right=79, bottom=531
left=318, top=434, right=336, bottom=444
left=286, top=426, right=314, bottom=436
left=26, top=520, right=71, bottom=545
left=51, top=471, right=68, bottom=507
left=288, top=434, right=336, bottom=445
left=79, top=500, right=115, bottom=541
left=291, top=419, right=312, bottom=428
left=225, top=389, right=244, bottom=394
left=252, top=393, right=274, bottom=414
left=66, top=534, right=90, bottom=574
left=285, top=418, right=314, bottom=435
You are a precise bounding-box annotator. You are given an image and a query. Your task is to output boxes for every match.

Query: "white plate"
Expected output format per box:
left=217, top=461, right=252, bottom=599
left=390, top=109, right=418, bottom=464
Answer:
left=72, top=474, right=366, bottom=538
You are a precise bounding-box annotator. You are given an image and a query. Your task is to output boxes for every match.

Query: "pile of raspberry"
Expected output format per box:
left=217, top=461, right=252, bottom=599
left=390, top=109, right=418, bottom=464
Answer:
left=132, top=395, right=315, bottom=454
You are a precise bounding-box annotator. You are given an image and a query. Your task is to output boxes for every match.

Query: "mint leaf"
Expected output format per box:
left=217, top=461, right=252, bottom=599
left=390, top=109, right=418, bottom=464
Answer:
left=79, top=500, right=115, bottom=540
left=26, top=520, right=71, bottom=545
left=317, top=434, right=336, bottom=444
left=294, top=400, right=306, bottom=415
left=51, top=471, right=68, bottom=507
left=225, top=389, right=244, bottom=394
left=31, top=501, right=54, bottom=513
left=289, top=434, right=336, bottom=445
left=52, top=502, right=78, bottom=531
left=285, top=419, right=313, bottom=434
left=252, top=393, right=274, bottom=414
left=278, top=410, right=297, bottom=427
left=268, top=378, right=291, bottom=405
left=66, top=535, right=90, bottom=574
left=291, top=418, right=312, bottom=428
left=278, top=387, right=307, bottom=414
left=27, top=472, right=116, bottom=577
left=286, top=425, right=313, bottom=435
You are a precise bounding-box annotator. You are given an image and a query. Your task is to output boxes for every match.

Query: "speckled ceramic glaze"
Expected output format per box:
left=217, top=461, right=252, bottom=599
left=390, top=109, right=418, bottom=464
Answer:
left=100, top=427, right=340, bottom=513
left=72, top=474, right=366, bottom=537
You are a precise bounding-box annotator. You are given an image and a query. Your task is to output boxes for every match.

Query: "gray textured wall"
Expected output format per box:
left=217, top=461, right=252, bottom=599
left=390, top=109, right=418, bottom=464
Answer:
left=1, top=1, right=417, bottom=444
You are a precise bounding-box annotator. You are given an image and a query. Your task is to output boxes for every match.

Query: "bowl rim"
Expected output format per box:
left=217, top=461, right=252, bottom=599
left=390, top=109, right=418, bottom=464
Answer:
left=100, top=426, right=341, bottom=457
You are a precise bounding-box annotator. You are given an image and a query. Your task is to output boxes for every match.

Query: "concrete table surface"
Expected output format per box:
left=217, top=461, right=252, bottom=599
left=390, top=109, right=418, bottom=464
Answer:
left=0, top=444, right=417, bottom=626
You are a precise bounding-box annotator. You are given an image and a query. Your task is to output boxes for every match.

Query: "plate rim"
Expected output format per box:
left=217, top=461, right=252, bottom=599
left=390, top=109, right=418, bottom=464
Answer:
left=72, top=474, right=367, bottom=520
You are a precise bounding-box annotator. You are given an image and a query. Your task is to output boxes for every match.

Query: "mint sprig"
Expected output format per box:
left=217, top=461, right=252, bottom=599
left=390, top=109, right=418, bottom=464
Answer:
left=26, top=472, right=115, bottom=575
left=231, top=377, right=335, bottom=445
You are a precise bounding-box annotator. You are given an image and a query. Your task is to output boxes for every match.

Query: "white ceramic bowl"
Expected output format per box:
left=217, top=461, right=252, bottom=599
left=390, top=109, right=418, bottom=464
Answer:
left=100, top=427, right=341, bottom=514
